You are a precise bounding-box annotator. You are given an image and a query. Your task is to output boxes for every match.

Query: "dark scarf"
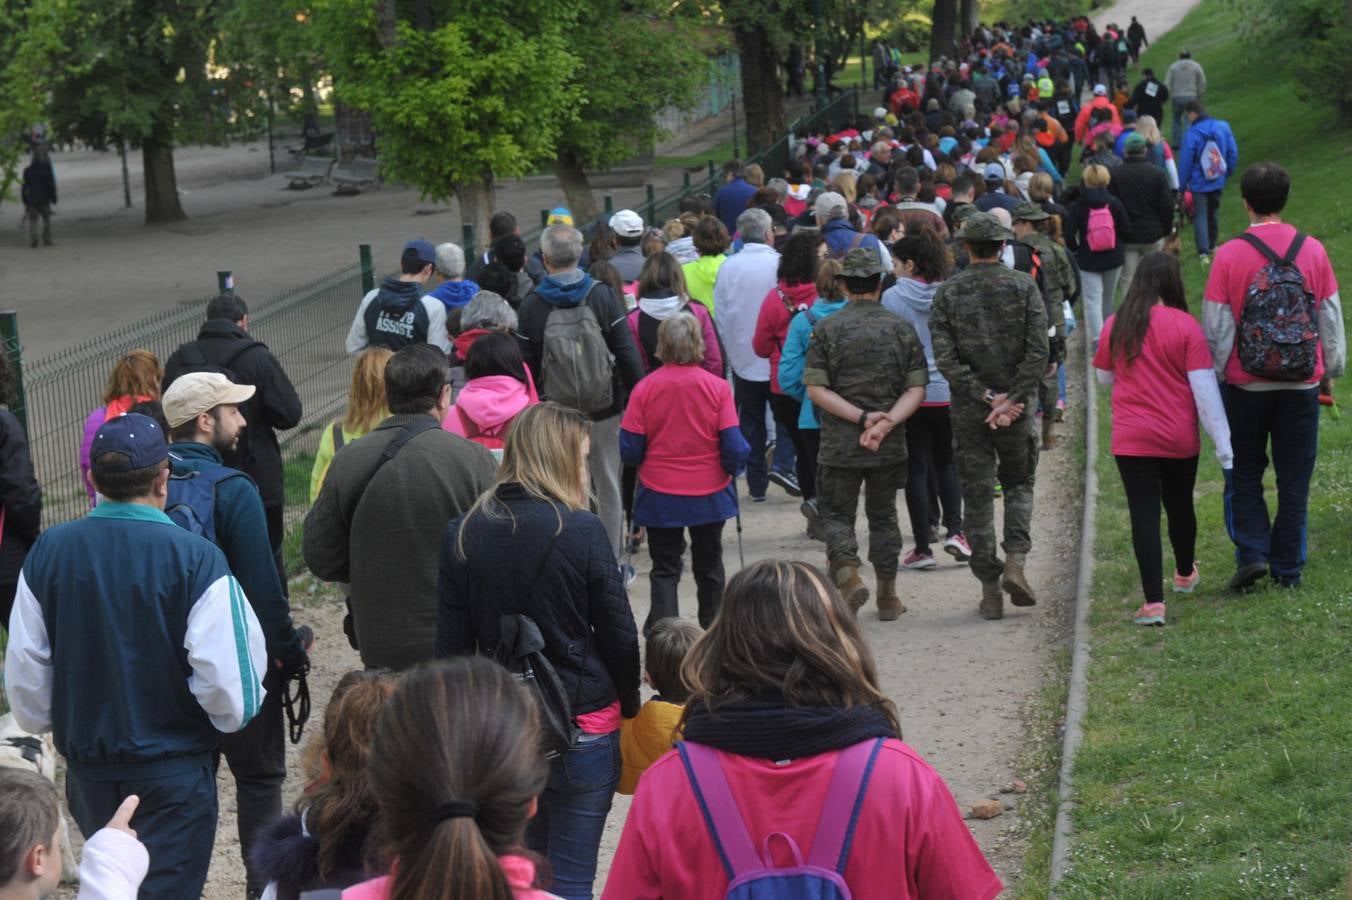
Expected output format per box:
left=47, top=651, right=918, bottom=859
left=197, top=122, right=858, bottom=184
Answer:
left=682, top=696, right=896, bottom=760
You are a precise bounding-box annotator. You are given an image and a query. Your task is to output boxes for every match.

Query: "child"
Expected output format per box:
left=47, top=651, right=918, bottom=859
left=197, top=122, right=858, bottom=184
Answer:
left=0, top=769, right=147, bottom=899
left=252, top=670, right=399, bottom=900
left=619, top=618, right=703, bottom=795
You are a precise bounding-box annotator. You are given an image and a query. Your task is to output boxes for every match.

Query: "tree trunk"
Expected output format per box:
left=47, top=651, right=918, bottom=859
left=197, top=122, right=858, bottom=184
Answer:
left=929, top=0, right=958, bottom=62
left=553, top=148, right=600, bottom=225
left=960, top=0, right=980, bottom=41
left=734, top=23, right=785, bottom=156
left=142, top=127, right=185, bottom=224
left=455, top=174, right=496, bottom=256
left=375, top=0, right=397, bottom=48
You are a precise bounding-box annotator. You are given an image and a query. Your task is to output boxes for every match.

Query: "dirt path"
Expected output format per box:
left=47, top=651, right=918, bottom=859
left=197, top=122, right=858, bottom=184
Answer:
left=1092, top=0, right=1199, bottom=44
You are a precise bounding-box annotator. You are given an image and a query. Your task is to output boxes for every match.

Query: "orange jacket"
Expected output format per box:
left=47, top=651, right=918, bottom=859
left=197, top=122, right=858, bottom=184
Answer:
left=1074, top=96, right=1122, bottom=144
left=618, top=699, right=684, bottom=794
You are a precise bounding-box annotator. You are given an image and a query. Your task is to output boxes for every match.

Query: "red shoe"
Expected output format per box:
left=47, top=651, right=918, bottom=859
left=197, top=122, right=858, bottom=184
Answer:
left=1172, top=565, right=1200, bottom=593
left=902, top=549, right=937, bottom=570
left=943, top=532, right=972, bottom=562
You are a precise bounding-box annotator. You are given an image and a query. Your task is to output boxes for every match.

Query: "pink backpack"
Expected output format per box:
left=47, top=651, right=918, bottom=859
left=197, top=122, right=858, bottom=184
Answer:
left=1085, top=205, right=1117, bottom=252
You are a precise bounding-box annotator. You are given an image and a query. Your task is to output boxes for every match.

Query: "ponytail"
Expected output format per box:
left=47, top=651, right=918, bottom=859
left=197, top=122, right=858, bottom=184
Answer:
left=388, top=817, right=513, bottom=900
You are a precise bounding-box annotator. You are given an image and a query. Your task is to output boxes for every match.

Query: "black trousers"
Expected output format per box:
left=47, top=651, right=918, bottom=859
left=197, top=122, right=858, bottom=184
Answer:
left=769, top=392, right=815, bottom=500
left=904, top=406, right=963, bottom=552
left=217, top=670, right=286, bottom=897
left=264, top=502, right=288, bottom=598
left=645, top=521, right=726, bottom=635
left=1115, top=455, right=1199, bottom=603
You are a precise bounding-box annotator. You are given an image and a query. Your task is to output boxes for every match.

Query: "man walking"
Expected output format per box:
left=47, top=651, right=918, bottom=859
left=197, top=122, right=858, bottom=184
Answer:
left=163, top=292, right=302, bottom=590
left=714, top=208, right=781, bottom=503
left=804, top=249, right=928, bottom=620
left=1178, top=100, right=1238, bottom=264
left=20, top=151, right=56, bottom=248
left=305, top=345, right=497, bottom=668
left=1109, top=132, right=1176, bottom=291
left=1165, top=50, right=1206, bottom=148
left=345, top=239, right=452, bottom=354
left=931, top=214, right=1049, bottom=620
left=1203, top=163, right=1345, bottom=590
left=1127, top=16, right=1148, bottom=63
left=1011, top=203, right=1075, bottom=450
left=5, top=413, right=267, bottom=900
left=162, top=373, right=312, bottom=900
left=713, top=160, right=757, bottom=234
left=1126, top=67, right=1169, bottom=125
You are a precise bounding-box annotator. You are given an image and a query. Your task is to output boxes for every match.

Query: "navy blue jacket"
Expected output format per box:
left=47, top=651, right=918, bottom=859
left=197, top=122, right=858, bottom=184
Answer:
left=714, top=178, right=758, bottom=233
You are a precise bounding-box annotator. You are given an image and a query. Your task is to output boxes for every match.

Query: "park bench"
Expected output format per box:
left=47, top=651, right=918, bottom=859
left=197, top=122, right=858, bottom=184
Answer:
left=289, top=131, right=334, bottom=155
left=287, top=156, right=334, bottom=189
left=331, top=158, right=381, bottom=195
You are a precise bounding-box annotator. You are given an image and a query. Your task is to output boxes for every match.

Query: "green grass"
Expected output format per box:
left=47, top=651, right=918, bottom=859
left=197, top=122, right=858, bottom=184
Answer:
left=282, top=451, right=316, bottom=577
left=1059, top=2, right=1352, bottom=895
left=652, top=138, right=738, bottom=170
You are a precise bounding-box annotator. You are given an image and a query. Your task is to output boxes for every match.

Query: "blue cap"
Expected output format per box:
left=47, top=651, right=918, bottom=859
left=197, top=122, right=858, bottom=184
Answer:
left=90, top=413, right=167, bottom=474
left=402, top=239, right=436, bottom=266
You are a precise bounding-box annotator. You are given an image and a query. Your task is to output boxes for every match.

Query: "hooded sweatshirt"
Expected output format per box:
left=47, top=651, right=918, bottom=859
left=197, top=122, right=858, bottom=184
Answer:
left=666, top=236, right=699, bottom=264
left=777, top=298, right=849, bottom=428
left=427, top=279, right=480, bottom=312
left=626, top=295, right=724, bottom=377
left=882, top=278, right=950, bottom=405
left=752, top=280, right=820, bottom=393
left=443, top=372, right=539, bottom=449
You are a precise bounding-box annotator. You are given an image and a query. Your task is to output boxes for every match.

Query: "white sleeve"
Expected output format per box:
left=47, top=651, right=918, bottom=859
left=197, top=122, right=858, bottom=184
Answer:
left=1189, top=368, right=1233, bottom=469
left=1202, top=300, right=1235, bottom=379
left=877, top=241, right=893, bottom=274
left=923, top=149, right=937, bottom=171
left=1095, top=368, right=1114, bottom=385
left=1164, top=156, right=1180, bottom=191
left=184, top=575, right=268, bottom=733
left=75, top=828, right=150, bottom=900
left=3, top=572, right=54, bottom=734
left=1319, top=291, right=1346, bottom=380
left=345, top=291, right=377, bottom=355
left=425, top=298, right=452, bottom=353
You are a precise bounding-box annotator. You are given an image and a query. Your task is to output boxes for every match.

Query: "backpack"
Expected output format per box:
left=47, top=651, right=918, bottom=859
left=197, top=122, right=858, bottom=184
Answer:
left=1201, top=137, right=1227, bottom=182
left=166, top=463, right=253, bottom=543
left=172, top=338, right=261, bottom=384
left=1085, top=205, right=1117, bottom=252
left=1235, top=232, right=1320, bottom=381
left=541, top=284, right=614, bottom=414
left=678, top=738, right=884, bottom=899
left=827, top=231, right=867, bottom=261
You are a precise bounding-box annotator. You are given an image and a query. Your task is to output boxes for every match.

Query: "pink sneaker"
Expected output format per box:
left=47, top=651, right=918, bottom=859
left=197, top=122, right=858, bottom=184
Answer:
left=1172, top=565, right=1200, bottom=593
left=943, top=532, right=972, bottom=562
left=902, top=549, right=937, bottom=570
left=1133, top=602, right=1166, bottom=626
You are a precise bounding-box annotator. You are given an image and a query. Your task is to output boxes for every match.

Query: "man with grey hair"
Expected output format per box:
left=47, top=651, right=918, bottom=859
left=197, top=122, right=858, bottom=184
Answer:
left=449, top=290, right=517, bottom=390
left=865, top=141, right=892, bottom=178
left=713, top=207, right=780, bottom=502
left=817, top=192, right=889, bottom=270
left=518, top=225, right=645, bottom=568
left=427, top=241, right=481, bottom=313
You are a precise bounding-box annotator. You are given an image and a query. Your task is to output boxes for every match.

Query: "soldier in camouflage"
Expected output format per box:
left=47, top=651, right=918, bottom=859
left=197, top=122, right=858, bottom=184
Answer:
left=803, top=248, right=929, bottom=620
left=931, top=213, right=1050, bottom=620
left=1013, top=202, right=1074, bottom=450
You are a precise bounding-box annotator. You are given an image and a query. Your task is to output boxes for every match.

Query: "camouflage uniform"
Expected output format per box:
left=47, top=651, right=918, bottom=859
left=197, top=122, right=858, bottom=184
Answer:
left=803, top=256, right=929, bottom=580
left=1016, top=204, right=1074, bottom=428
left=931, top=214, right=1049, bottom=600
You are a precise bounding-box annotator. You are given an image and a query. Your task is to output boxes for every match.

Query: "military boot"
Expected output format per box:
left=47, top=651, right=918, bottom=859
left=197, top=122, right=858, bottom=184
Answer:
left=876, top=573, right=906, bottom=621
left=1042, top=415, right=1057, bottom=450
left=829, top=561, right=870, bottom=615
left=979, top=580, right=1004, bottom=620
left=1002, top=553, right=1039, bottom=606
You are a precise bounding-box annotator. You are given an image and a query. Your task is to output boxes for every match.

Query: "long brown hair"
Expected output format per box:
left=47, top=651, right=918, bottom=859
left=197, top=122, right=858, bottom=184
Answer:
left=299, top=670, right=399, bottom=878
left=680, top=560, right=901, bottom=736
left=369, top=657, right=548, bottom=900
left=1108, top=251, right=1188, bottom=365
left=343, top=347, right=393, bottom=435
left=102, top=349, right=162, bottom=404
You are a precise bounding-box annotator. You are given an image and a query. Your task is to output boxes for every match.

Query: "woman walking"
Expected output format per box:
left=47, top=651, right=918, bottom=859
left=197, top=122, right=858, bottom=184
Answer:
left=310, top=347, right=392, bottom=500
left=79, top=348, right=161, bottom=504
left=621, top=315, right=749, bottom=635
left=443, top=332, right=538, bottom=453
left=1093, top=253, right=1232, bottom=626
left=1067, top=163, right=1131, bottom=346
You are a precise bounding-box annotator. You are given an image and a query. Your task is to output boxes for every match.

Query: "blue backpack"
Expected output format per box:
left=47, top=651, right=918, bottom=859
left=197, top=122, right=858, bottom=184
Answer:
left=166, top=463, right=252, bottom=543
left=678, top=738, right=883, bottom=899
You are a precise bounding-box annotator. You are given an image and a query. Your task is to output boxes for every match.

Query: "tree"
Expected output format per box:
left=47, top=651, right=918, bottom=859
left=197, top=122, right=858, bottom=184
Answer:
left=960, top=0, right=980, bottom=40
left=718, top=0, right=809, bottom=155
left=1231, top=0, right=1352, bottom=123
left=0, top=0, right=63, bottom=211
left=313, top=0, right=581, bottom=247
left=929, top=0, right=958, bottom=61
left=551, top=3, right=710, bottom=222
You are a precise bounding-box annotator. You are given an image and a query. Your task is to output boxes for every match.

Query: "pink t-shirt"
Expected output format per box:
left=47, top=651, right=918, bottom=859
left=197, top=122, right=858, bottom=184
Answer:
left=1094, top=306, right=1213, bottom=458
left=1204, top=223, right=1338, bottom=386
left=344, top=855, right=561, bottom=899
left=621, top=364, right=740, bottom=496
left=601, top=740, right=1002, bottom=900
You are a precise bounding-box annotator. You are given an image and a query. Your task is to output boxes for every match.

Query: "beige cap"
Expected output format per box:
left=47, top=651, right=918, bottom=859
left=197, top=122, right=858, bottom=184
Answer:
left=162, top=372, right=256, bottom=428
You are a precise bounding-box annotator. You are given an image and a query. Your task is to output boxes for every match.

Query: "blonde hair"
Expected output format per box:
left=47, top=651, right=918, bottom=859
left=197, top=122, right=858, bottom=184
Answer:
left=102, top=349, right=162, bottom=404
left=831, top=171, right=858, bottom=203
left=343, top=347, right=393, bottom=435
left=1135, top=115, right=1162, bottom=146
left=1027, top=171, right=1056, bottom=203
left=662, top=219, right=686, bottom=242
left=654, top=313, right=705, bottom=366
left=456, top=402, right=592, bottom=559
left=1083, top=164, right=1112, bottom=189
left=744, top=163, right=765, bottom=187
left=816, top=258, right=845, bottom=301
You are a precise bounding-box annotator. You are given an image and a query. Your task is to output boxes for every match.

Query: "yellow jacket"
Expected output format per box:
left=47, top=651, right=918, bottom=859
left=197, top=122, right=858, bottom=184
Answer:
left=619, top=699, right=684, bottom=795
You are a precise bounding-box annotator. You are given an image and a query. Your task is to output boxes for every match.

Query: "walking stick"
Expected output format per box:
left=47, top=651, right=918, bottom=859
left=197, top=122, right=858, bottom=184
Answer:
left=733, top=475, right=746, bottom=570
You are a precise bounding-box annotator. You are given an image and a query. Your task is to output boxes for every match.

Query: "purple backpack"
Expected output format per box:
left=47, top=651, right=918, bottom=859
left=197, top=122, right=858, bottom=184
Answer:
left=677, top=738, right=883, bottom=899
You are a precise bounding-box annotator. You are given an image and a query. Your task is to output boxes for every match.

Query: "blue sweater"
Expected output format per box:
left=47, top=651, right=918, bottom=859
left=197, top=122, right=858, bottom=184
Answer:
left=1178, top=115, right=1238, bottom=194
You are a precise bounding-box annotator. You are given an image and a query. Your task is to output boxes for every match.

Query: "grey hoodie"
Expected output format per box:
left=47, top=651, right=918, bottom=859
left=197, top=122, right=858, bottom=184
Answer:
left=882, top=277, right=950, bottom=404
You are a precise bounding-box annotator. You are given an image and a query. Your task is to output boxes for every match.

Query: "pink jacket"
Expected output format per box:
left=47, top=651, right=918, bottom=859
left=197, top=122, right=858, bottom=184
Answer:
left=752, top=280, right=818, bottom=394
left=344, top=855, right=561, bottom=900
left=443, top=369, right=539, bottom=450
left=626, top=298, right=723, bottom=377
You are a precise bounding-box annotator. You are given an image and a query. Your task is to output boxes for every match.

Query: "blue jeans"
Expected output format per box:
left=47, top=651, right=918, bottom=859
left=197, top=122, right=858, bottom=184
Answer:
left=1222, top=385, right=1320, bottom=581
left=733, top=375, right=772, bottom=497
left=526, top=731, right=621, bottom=900
left=1193, top=190, right=1223, bottom=256
left=1171, top=96, right=1194, bottom=147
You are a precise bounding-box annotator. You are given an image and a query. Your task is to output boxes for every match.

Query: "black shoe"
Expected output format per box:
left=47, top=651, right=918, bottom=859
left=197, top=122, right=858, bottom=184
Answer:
left=1273, top=574, right=1303, bottom=589
left=769, top=469, right=802, bottom=497
left=1229, top=562, right=1269, bottom=592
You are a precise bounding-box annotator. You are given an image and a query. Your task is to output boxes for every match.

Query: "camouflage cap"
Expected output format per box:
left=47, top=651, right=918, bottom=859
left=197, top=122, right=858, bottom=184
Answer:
left=955, top=211, right=1016, bottom=242
left=1012, top=201, right=1050, bottom=222
left=842, top=246, right=884, bottom=277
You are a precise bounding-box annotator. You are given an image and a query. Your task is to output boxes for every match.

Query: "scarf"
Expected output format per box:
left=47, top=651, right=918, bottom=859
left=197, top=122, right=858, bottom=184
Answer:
left=682, top=696, right=896, bottom=760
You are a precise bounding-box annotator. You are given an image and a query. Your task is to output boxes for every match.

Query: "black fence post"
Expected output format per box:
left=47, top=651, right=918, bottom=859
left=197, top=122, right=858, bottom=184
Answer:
left=217, top=270, right=233, bottom=294
left=462, top=224, right=475, bottom=257
left=646, top=185, right=656, bottom=225
left=604, top=195, right=614, bottom=216
left=683, top=171, right=692, bottom=192
left=0, top=312, right=27, bottom=436
left=359, top=244, right=375, bottom=293
left=540, top=209, right=549, bottom=228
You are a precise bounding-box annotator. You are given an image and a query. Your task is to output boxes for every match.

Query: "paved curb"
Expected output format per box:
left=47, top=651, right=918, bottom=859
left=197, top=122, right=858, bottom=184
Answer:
left=1050, top=333, right=1100, bottom=891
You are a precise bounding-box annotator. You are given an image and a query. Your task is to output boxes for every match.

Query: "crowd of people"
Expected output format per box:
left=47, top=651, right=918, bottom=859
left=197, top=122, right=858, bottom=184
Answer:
left=0, top=10, right=1345, bottom=900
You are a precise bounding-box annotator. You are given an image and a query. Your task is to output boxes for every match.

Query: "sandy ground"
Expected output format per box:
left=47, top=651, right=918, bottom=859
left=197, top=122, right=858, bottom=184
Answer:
left=1093, top=0, right=1198, bottom=42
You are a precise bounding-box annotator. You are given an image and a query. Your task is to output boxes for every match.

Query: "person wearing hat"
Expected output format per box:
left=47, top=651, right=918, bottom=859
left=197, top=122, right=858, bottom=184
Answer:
left=608, top=209, right=647, bottom=282
left=803, top=248, right=928, bottom=620
left=1108, top=131, right=1175, bottom=297
left=931, top=213, right=1049, bottom=620
left=5, top=412, right=268, bottom=900
left=1011, top=202, right=1076, bottom=450
left=162, top=373, right=313, bottom=898
left=1073, top=82, right=1122, bottom=146
left=974, top=162, right=1022, bottom=215
left=345, top=239, right=452, bottom=355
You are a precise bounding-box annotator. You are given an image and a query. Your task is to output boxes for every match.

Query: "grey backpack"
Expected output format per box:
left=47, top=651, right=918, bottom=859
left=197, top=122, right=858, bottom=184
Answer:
left=542, top=284, right=614, bottom=414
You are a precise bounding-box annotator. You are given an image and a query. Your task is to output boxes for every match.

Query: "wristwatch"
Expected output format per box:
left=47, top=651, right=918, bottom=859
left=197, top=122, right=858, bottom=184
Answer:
left=983, top=389, right=996, bottom=407
left=858, top=410, right=870, bottom=429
